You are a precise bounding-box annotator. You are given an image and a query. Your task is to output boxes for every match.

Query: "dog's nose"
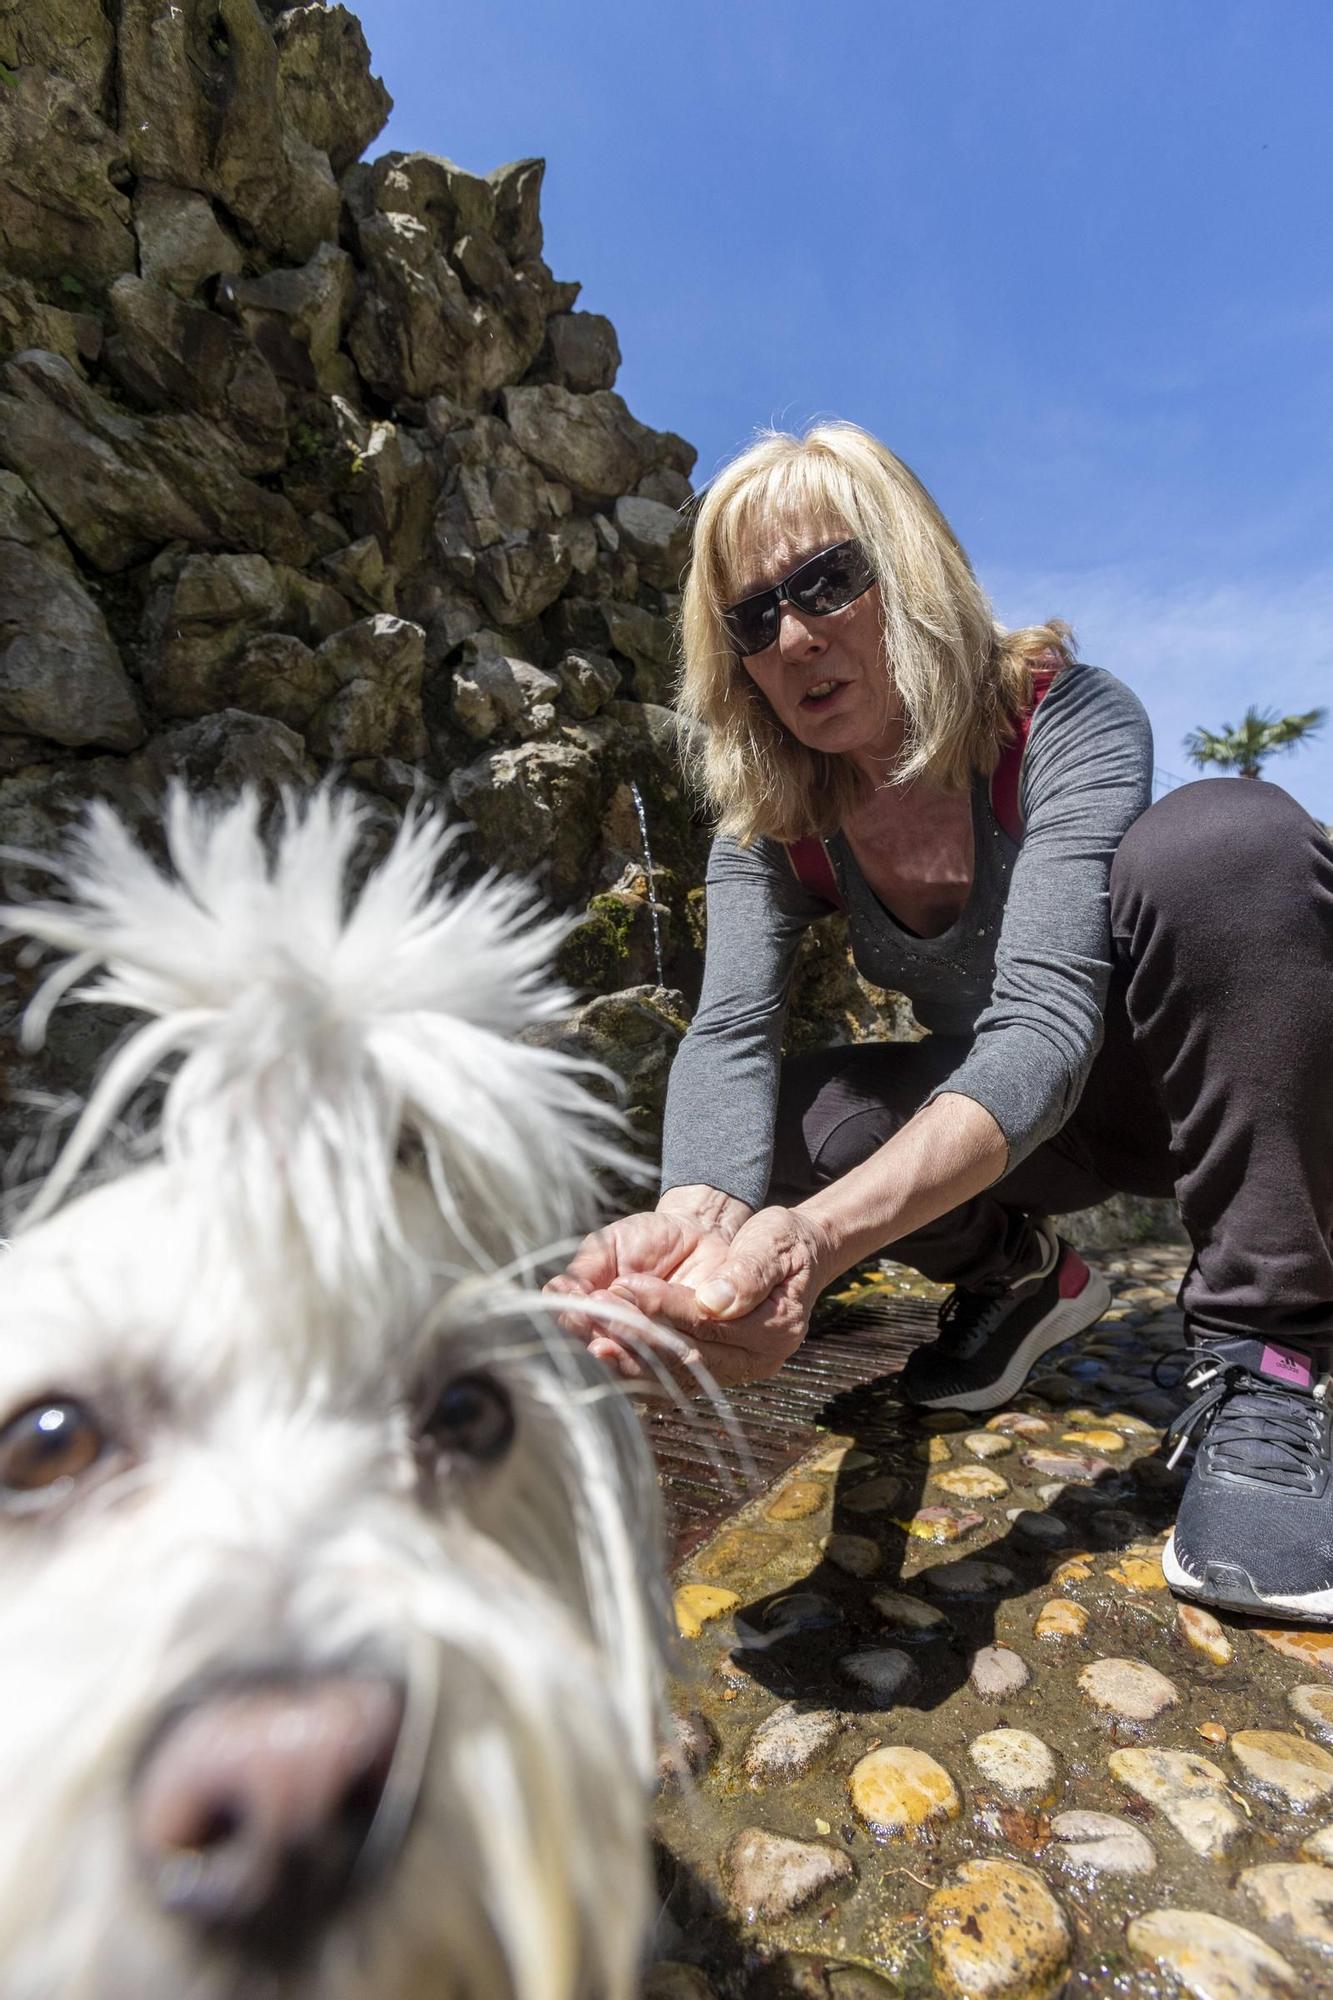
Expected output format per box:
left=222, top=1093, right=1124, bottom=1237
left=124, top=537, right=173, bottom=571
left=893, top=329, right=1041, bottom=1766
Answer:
left=132, top=1673, right=405, bottom=1962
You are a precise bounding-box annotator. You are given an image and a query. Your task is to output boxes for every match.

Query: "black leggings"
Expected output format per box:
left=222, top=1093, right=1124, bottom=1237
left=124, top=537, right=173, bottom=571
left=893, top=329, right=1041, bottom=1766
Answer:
left=769, top=779, right=1333, bottom=1347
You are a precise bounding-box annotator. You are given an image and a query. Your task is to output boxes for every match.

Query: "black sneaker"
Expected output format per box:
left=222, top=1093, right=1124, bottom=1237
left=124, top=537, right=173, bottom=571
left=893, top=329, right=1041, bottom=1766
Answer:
left=899, top=1221, right=1111, bottom=1412
left=1161, top=1335, right=1333, bottom=1622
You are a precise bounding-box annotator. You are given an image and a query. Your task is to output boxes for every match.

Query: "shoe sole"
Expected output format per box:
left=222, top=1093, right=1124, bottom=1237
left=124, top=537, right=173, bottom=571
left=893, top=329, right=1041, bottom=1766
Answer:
left=1162, top=1531, right=1333, bottom=1626
left=905, top=1270, right=1113, bottom=1413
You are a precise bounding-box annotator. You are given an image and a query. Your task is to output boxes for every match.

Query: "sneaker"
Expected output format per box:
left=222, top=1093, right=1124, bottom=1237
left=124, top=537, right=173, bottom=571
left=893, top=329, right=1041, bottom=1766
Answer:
left=899, top=1221, right=1111, bottom=1412
left=1161, top=1335, right=1333, bottom=1622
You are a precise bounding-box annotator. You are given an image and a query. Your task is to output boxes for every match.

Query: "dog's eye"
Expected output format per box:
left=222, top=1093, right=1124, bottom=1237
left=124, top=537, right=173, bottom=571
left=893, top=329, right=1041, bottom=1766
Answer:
left=425, top=1374, right=515, bottom=1462
left=0, top=1399, right=104, bottom=1494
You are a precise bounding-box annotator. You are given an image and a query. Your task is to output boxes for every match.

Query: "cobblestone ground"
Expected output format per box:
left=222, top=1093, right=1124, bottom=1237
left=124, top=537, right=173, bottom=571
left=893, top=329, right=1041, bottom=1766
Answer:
left=651, top=1245, right=1333, bottom=2000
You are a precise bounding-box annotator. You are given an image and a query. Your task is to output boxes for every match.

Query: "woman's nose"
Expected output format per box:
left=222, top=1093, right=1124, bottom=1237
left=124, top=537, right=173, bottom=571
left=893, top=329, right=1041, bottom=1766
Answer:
left=775, top=603, right=826, bottom=662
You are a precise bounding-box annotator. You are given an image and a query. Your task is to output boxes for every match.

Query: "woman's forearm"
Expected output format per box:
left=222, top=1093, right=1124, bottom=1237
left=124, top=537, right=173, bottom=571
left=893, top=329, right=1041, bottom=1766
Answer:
left=796, top=1091, right=1010, bottom=1285
left=657, top=1183, right=754, bottom=1239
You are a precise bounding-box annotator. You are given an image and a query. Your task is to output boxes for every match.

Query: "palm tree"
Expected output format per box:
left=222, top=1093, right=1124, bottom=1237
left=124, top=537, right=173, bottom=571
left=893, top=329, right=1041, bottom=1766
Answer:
left=1184, top=705, right=1326, bottom=781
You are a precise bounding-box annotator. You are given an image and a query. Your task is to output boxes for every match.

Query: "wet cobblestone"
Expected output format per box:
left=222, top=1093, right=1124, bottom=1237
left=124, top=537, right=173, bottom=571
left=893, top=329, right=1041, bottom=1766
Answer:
left=652, top=1245, right=1333, bottom=1997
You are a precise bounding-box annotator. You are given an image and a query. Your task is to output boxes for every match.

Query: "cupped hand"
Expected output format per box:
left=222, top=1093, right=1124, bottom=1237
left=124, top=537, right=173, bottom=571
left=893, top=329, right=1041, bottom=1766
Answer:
left=589, top=1205, right=837, bottom=1391
left=543, top=1210, right=736, bottom=1378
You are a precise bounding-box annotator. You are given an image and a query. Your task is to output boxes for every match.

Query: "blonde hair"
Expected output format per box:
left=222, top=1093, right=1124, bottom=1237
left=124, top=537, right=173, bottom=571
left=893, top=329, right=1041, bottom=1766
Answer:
left=677, top=421, right=1072, bottom=842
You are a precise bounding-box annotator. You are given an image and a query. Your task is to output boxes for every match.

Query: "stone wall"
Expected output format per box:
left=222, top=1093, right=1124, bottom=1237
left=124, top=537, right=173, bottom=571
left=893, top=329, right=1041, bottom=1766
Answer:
left=0, top=0, right=907, bottom=1172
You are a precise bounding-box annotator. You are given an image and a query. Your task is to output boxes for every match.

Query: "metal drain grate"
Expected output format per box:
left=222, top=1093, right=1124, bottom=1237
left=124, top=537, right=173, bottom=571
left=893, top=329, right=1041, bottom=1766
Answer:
left=641, top=1291, right=941, bottom=1563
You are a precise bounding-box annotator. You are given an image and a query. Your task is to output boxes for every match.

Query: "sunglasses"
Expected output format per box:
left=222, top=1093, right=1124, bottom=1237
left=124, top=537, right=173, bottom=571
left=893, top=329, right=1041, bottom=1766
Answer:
left=721, top=539, right=876, bottom=658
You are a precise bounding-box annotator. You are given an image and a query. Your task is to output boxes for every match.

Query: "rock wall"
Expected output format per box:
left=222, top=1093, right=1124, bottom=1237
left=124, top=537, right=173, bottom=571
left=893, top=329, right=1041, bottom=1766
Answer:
left=0, top=0, right=902, bottom=1174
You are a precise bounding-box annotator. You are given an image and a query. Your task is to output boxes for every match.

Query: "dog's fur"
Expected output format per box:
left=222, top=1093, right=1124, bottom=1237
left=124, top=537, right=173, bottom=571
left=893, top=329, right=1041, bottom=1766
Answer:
left=0, top=790, right=668, bottom=2000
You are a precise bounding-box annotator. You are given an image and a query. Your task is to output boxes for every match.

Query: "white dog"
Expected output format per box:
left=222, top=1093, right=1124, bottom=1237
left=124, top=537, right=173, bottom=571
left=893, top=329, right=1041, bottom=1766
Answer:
left=0, top=790, right=668, bottom=2000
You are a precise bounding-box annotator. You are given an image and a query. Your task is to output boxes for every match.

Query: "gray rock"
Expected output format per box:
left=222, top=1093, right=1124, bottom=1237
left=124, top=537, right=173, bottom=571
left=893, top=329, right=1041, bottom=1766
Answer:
left=968, top=1728, right=1057, bottom=1798
left=1079, top=1657, right=1179, bottom=1724
left=603, top=599, right=677, bottom=701
left=1240, top=1862, right=1333, bottom=1956
left=840, top=1647, right=917, bottom=1705
left=304, top=614, right=427, bottom=761
left=502, top=385, right=663, bottom=502
left=320, top=536, right=399, bottom=616
left=637, top=466, right=694, bottom=509
left=546, top=312, right=622, bottom=393
left=0, top=275, right=101, bottom=372
left=451, top=647, right=560, bottom=741
left=117, top=0, right=338, bottom=263
left=0, top=67, right=134, bottom=290
left=1127, top=1909, right=1296, bottom=1999
left=969, top=1645, right=1030, bottom=1699
left=1048, top=1809, right=1156, bottom=1877
left=0, top=0, right=115, bottom=109
left=519, top=986, right=686, bottom=1138
left=104, top=277, right=289, bottom=474
left=347, top=149, right=495, bottom=242
left=488, top=157, right=544, bottom=261
left=133, top=182, right=243, bottom=300
left=612, top=494, right=690, bottom=590
left=225, top=244, right=356, bottom=394
left=0, top=523, right=142, bottom=749
left=272, top=3, right=392, bottom=174
left=658, top=1711, right=717, bottom=1789
left=450, top=737, right=603, bottom=900
left=344, top=421, right=438, bottom=578
left=742, top=1703, right=845, bottom=1783
left=0, top=352, right=310, bottom=572
left=725, top=1828, right=853, bottom=1923
left=554, top=650, right=621, bottom=720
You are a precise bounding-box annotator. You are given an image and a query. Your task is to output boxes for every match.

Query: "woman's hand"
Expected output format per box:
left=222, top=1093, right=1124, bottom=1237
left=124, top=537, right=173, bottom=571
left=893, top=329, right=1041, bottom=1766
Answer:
left=594, top=1204, right=839, bottom=1390
left=543, top=1210, right=738, bottom=1378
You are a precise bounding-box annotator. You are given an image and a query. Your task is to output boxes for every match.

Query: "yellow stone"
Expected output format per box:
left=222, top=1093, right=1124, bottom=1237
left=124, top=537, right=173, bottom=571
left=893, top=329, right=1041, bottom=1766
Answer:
left=928, top=1434, right=953, bottom=1464
left=1110, top=1748, right=1241, bottom=1859
left=1241, top=1862, right=1333, bottom=1956
left=821, top=1532, right=881, bottom=1577
left=674, top=1585, right=739, bottom=1640
left=1230, top=1730, right=1333, bottom=1808
left=849, top=1745, right=961, bottom=1837
left=1063, top=1428, right=1127, bottom=1453
left=1198, top=1721, right=1228, bottom=1746
left=1127, top=1910, right=1296, bottom=2000
left=897, top=1506, right=982, bottom=1543
left=1035, top=1598, right=1089, bottom=1639
left=1051, top=1556, right=1095, bottom=1587
left=963, top=1430, right=1015, bottom=1460
left=692, top=1529, right=782, bottom=1582
left=927, top=1858, right=1072, bottom=2000
left=1177, top=1603, right=1234, bottom=1666
left=1256, top=1628, right=1333, bottom=1677
left=985, top=1411, right=1050, bottom=1436
left=808, top=1444, right=875, bottom=1475
left=934, top=1465, right=1010, bottom=1500
left=765, top=1479, right=827, bottom=1522
left=1108, top=1554, right=1167, bottom=1591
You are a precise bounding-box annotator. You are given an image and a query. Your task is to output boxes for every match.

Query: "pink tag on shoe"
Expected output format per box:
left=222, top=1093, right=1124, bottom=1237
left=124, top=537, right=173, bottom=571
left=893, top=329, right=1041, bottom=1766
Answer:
left=1260, top=1343, right=1313, bottom=1388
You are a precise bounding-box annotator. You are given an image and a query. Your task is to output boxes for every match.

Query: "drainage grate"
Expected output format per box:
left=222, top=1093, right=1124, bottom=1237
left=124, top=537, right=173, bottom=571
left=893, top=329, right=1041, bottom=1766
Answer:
left=641, top=1290, right=941, bottom=1563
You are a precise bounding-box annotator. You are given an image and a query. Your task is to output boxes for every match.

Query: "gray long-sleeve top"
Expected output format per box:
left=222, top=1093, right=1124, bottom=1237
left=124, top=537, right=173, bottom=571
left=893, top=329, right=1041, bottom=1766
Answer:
left=660, top=663, right=1154, bottom=1207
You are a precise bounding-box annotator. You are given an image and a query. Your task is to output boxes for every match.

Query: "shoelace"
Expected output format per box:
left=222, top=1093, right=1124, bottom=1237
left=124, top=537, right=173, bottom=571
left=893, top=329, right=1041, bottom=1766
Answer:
left=936, top=1284, right=1014, bottom=1354
left=1160, top=1349, right=1328, bottom=1489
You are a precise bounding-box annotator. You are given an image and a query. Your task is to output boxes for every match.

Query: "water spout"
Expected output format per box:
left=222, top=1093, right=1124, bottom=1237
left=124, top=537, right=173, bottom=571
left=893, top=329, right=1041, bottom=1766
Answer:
left=628, top=780, right=665, bottom=988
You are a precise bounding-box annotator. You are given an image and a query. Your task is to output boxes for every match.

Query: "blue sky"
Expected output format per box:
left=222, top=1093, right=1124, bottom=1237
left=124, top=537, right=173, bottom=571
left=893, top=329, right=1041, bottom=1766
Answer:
left=355, top=1, right=1333, bottom=814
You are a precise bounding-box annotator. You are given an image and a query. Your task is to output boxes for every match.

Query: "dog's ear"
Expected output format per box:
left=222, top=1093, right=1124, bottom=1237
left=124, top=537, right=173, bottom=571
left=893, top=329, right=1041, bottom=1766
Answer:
left=1, top=786, right=640, bottom=1284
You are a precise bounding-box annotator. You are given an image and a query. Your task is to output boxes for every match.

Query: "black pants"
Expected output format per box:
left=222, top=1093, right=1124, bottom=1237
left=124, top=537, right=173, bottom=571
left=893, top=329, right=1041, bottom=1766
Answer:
left=770, top=779, right=1333, bottom=1347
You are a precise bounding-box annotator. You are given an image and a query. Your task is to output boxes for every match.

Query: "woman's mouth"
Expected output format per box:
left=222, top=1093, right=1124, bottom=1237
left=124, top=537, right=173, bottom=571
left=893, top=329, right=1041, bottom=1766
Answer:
left=800, top=679, right=846, bottom=710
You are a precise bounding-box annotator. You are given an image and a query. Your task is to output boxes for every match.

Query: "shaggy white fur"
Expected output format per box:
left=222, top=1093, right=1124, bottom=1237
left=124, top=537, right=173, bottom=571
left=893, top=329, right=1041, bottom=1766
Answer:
left=0, top=789, right=668, bottom=2000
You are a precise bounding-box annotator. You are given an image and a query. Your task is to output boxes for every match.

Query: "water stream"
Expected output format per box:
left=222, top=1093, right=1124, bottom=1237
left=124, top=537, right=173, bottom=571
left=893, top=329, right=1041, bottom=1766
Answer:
left=628, top=781, right=665, bottom=988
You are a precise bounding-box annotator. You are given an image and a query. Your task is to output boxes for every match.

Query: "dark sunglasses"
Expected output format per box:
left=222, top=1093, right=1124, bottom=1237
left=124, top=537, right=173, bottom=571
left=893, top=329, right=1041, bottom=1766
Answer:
left=721, top=539, right=876, bottom=658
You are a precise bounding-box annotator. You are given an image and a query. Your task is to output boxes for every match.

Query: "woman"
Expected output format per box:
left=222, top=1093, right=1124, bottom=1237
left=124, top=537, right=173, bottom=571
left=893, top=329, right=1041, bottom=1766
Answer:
left=550, top=421, right=1333, bottom=1626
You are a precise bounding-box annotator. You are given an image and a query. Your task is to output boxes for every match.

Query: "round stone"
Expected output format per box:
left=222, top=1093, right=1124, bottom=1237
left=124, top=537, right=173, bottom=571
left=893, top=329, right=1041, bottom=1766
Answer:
left=1257, top=1627, right=1333, bottom=1676
left=968, top=1728, right=1057, bottom=1798
left=744, top=1704, right=844, bottom=1782
left=1007, top=1508, right=1075, bottom=1548
left=970, top=1645, right=1031, bottom=1699
left=840, top=1474, right=910, bottom=1515
left=986, top=1412, right=1050, bottom=1436
left=658, top=1711, right=717, bottom=1787
left=820, top=1533, right=881, bottom=1577
left=766, top=1479, right=828, bottom=1521
left=1079, top=1657, right=1179, bottom=1723
left=674, top=1585, right=739, bottom=1639
left=1290, top=1685, right=1333, bottom=1741
left=1107, top=1553, right=1166, bottom=1591
left=927, top=1858, right=1072, bottom=2000
left=871, top=1588, right=950, bottom=1639
left=849, top=1745, right=961, bottom=1837
left=1240, top=1862, right=1333, bottom=1955
left=964, top=1430, right=1015, bottom=1459
left=1109, top=1747, right=1242, bottom=1858
left=1177, top=1603, right=1234, bottom=1665
left=935, top=1464, right=1010, bottom=1500
left=693, top=1527, right=784, bottom=1582
left=808, top=1444, right=875, bottom=1475
left=902, top=1505, right=984, bottom=1543
left=924, top=1558, right=1017, bottom=1599
left=1048, top=1809, right=1156, bottom=1878
left=1022, top=1450, right=1115, bottom=1483
left=841, top=1647, right=918, bottom=1705
left=1230, top=1730, right=1333, bottom=1807
left=736, top=1591, right=842, bottom=1645
left=1062, top=1428, right=1127, bottom=1453
left=1128, top=1909, right=1296, bottom=1999
left=1303, top=1825, right=1333, bottom=1864
left=1050, top=1555, right=1095, bottom=1587
left=725, top=1827, right=855, bottom=1921
left=1035, top=1598, right=1089, bottom=1640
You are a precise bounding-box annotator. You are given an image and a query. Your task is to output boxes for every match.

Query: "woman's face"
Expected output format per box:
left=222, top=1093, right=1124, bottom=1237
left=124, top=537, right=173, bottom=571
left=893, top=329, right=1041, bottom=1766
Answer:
left=729, top=519, right=905, bottom=768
